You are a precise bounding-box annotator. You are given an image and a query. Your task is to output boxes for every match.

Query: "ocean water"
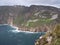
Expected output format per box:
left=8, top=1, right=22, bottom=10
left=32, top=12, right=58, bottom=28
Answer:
left=0, top=24, right=45, bottom=45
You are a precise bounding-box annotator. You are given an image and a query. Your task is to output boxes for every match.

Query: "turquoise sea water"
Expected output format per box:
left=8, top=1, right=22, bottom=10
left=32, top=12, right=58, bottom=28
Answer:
left=0, top=24, right=45, bottom=45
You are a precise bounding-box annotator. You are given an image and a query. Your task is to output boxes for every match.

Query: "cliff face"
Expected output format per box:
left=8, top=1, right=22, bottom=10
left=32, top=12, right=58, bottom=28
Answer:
left=0, top=5, right=60, bottom=31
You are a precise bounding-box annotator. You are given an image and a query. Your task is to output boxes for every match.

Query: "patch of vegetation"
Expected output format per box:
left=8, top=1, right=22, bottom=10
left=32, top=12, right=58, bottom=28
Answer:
left=35, top=24, right=60, bottom=45
left=13, top=16, right=24, bottom=25
left=26, top=18, right=52, bottom=28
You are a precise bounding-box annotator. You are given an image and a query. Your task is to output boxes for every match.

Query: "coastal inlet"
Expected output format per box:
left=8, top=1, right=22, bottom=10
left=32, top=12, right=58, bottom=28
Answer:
left=0, top=24, right=45, bottom=45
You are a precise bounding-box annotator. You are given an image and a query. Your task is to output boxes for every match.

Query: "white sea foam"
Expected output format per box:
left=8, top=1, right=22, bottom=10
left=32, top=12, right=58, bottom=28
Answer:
left=0, top=24, right=8, bottom=26
left=10, top=30, right=20, bottom=33
left=9, top=25, right=38, bottom=33
left=10, top=25, right=18, bottom=30
left=0, top=24, right=39, bottom=33
left=10, top=29, right=39, bottom=34
left=20, top=30, right=38, bottom=33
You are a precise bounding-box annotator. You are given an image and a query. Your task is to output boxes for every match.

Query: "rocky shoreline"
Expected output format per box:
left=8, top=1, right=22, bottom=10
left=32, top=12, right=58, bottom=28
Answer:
left=35, top=24, right=60, bottom=45
left=17, top=25, right=53, bottom=32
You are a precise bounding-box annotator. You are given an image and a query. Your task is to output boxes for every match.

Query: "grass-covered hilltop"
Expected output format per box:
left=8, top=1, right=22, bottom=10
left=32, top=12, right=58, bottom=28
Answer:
left=0, top=5, right=60, bottom=31
left=35, top=24, right=60, bottom=45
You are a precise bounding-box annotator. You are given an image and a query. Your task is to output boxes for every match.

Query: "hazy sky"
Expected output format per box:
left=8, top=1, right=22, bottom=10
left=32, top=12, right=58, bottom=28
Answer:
left=0, top=0, right=60, bottom=7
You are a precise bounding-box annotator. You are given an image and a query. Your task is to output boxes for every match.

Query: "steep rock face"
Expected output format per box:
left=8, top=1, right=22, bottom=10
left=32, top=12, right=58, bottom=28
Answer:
left=0, top=5, right=60, bottom=28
